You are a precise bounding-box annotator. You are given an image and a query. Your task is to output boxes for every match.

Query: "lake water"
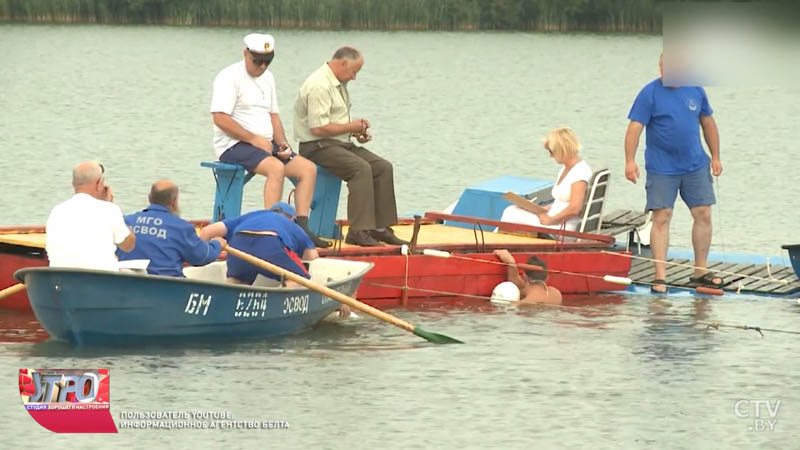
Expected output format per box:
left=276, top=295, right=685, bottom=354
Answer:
left=0, top=24, right=798, bottom=448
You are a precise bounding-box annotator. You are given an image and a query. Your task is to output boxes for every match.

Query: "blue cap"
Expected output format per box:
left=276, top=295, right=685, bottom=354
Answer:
left=268, top=202, right=296, bottom=218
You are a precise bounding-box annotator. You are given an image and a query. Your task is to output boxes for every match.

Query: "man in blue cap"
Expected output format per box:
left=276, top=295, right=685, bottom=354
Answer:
left=118, top=180, right=224, bottom=276
left=200, top=201, right=318, bottom=285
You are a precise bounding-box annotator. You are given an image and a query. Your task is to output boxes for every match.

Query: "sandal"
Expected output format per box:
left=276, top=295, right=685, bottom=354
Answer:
left=689, top=272, right=725, bottom=288
left=650, top=279, right=668, bottom=294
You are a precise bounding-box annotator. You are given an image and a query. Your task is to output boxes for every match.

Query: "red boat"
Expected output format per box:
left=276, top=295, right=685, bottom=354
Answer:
left=0, top=213, right=631, bottom=312
left=0, top=227, right=48, bottom=311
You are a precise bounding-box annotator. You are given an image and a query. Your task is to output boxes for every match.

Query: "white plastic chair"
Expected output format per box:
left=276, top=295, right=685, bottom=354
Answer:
left=577, top=169, right=610, bottom=234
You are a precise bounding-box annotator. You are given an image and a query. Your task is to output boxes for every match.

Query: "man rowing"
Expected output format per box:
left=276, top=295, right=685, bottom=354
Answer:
left=200, top=202, right=317, bottom=286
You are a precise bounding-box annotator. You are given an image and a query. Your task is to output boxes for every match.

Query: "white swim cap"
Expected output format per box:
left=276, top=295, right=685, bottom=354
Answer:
left=490, top=281, right=520, bottom=303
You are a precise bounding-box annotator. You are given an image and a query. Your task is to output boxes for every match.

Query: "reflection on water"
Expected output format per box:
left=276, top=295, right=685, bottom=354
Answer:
left=0, top=311, right=48, bottom=343
left=635, top=298, right=718, bottom=363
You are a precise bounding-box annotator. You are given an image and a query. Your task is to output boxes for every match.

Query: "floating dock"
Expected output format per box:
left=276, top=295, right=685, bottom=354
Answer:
left=599, top=209, right=800, bottom=297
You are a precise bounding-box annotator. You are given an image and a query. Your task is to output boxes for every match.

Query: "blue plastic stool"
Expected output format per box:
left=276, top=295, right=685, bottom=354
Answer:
left=201, top=162, right=255, bottom=222
left=201, top=161, right=343, bottom=238
left=307, top=165, right=343, bottom=239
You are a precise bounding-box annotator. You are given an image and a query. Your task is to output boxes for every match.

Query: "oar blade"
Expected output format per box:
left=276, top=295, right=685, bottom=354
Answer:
left=412, top=327, right=463, bottom=344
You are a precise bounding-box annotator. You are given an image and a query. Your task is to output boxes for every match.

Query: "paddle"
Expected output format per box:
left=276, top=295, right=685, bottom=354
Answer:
left=223, top=245, right=463, bottom=344
left=0, top=283, right=25, bottom=301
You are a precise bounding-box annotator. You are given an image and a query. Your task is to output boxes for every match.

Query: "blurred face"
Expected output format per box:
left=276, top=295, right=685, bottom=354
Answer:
left=244, top=48, right=274, bottom=77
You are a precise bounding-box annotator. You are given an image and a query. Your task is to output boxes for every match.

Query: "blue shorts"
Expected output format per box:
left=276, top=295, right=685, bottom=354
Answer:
left=226, top=234, right=309, bottom=284
left=645, top=164, right=716, bottom=211
left=220, top=142, right=297, bottom=172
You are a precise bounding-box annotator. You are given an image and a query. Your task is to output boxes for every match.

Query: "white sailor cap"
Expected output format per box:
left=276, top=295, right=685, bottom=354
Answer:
left=243, top=33, right=275, bottom=54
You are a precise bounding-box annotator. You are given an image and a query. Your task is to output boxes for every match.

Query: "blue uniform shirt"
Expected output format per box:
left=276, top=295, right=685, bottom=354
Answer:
left=628, top=78, right=713, bottom=175
left=118, top=204, right=222, bottom=277
left=222, top=210, right=314, bottom=257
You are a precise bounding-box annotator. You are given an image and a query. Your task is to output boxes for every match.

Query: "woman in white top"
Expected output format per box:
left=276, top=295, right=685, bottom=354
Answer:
left=500, top=127, right=592, bottom=231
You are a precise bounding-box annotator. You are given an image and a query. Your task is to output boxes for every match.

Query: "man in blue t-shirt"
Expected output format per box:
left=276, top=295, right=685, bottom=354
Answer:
left=200, top=202, right=319, bottom=285
left=118, top=180, right=225, bottom=276
left=624, top=54, right=724, bottom=293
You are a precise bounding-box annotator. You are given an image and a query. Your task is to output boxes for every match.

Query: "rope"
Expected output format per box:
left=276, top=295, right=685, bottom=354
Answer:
left=699, top=322, right=800, bottom=338
left=362, top=248, right=799, bottom=338
left=361, top=281, right=494, bottom=301
left=437, top=252, right=703, bottom=292
left=446, top=253, right=601, bottom=280
left=601, top=251, right=790, bottom=285
left=360, top=280, right=800, bottom=338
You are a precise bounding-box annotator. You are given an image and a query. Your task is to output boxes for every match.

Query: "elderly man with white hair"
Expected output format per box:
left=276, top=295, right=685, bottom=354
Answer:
left=45, top=161, right=135, bottom=270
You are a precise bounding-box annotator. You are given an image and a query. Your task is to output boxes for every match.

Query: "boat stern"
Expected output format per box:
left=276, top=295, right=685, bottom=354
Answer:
left=782, top=244, right=800, bottom=278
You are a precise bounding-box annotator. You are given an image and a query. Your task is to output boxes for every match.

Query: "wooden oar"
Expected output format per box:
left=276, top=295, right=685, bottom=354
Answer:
left=0, top=283, right=25, bottom=301
left=224, top=245, right=463, bottom=344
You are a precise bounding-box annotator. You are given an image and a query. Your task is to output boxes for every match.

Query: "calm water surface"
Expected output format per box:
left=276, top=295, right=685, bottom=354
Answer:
left=0, top=25, right=798, bottom=448
left=2, top=297, right=799, bottom=448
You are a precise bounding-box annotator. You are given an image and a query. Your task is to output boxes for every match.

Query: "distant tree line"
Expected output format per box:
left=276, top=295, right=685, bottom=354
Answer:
left=0, top=0, right=670, bottom=32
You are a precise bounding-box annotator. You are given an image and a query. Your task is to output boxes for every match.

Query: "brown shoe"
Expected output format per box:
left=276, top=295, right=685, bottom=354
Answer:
left=370, top=228, right=409, bottom=246
left=345, top=229, right=384, bottom=247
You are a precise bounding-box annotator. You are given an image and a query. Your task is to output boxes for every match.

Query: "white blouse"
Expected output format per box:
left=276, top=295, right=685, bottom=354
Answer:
left=548, top=160, right=592, bottom=229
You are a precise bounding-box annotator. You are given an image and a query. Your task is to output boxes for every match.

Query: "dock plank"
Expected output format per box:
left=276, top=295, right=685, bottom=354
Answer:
left=628, top=256, right=800, bottom=296
left=600, top=209, right=648, bottom=237
left=770, top=278, right=800, bottom=295
left=744, top=267, right=797, bottom=292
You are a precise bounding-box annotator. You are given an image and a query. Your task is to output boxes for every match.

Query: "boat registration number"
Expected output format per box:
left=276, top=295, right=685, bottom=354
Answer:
left=185, top=293, right=212, bottom=316
left=283, top=295, right=309, bottom=315
left=234, top=292, right=268, bottom=318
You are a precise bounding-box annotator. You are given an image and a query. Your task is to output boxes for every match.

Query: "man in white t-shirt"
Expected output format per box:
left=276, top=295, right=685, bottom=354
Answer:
left=46, top=161, right=136, bottom=271
left=211, top=33, right=330, bottom=248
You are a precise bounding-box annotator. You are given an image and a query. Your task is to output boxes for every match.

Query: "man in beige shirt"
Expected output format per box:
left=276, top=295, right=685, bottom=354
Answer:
left=293, top=46, right=407, bottom=247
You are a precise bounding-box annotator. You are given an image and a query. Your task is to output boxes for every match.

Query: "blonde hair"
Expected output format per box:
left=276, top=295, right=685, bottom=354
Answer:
left=543, top=127, right=581, bottom=160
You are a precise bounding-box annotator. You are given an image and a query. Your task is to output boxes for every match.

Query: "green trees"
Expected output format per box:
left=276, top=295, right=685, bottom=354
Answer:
left=0, top=0, right=665, bottom=32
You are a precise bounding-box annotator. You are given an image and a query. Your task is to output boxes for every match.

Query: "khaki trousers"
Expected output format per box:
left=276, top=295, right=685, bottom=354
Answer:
left=298, top=139, right=398, bottom=231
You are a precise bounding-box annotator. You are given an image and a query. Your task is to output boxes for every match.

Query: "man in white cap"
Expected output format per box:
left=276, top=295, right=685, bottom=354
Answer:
left=210, top=33, right=330, bottom=248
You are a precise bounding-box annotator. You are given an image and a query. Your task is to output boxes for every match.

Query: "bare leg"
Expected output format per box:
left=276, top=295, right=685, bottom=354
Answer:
left=650, top=208, right=672, bottom=292
left=284, top=155, right=317, bottom=216
left=252, top=157, right=285, bottom=209
left=227, top=277, right=249, bottom=285
left=690, top=205, right=719, bottom=282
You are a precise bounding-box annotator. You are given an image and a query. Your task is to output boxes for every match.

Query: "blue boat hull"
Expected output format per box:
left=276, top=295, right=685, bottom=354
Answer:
left=783, top=244, right=800, bottom=278
left=14, top=260, right=371, bottom=345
